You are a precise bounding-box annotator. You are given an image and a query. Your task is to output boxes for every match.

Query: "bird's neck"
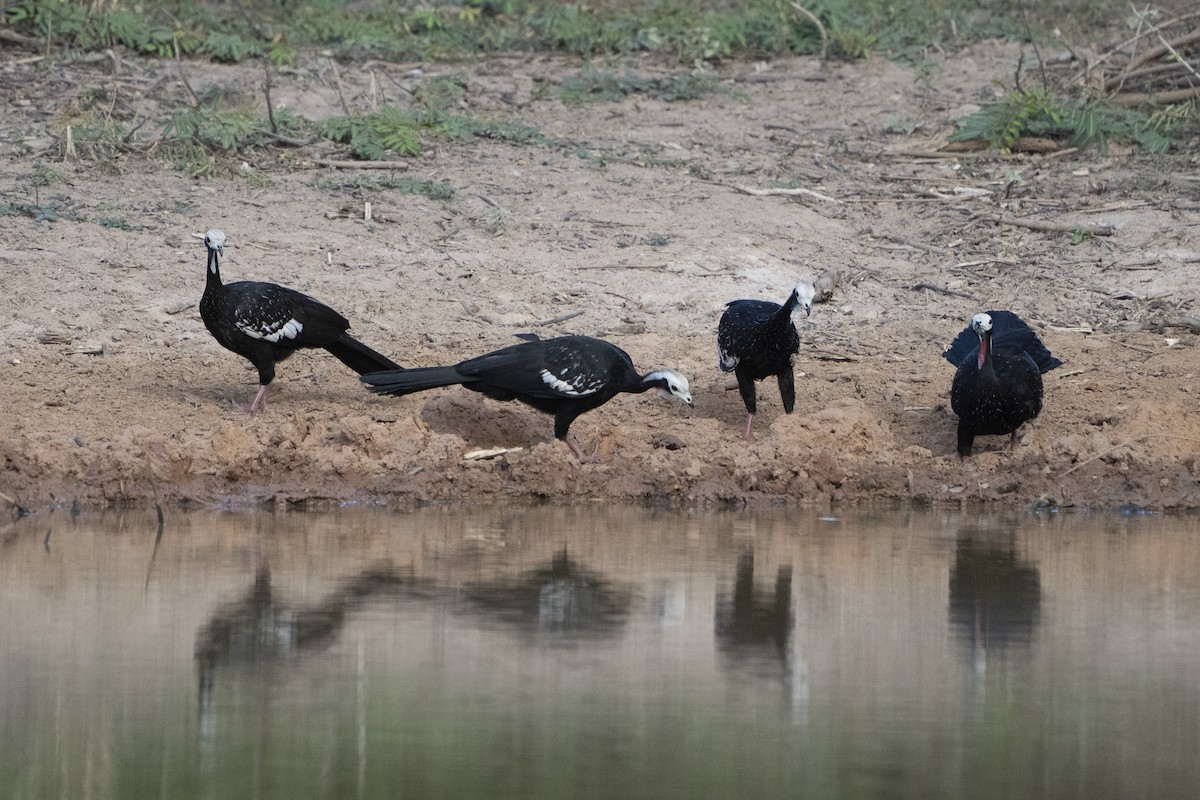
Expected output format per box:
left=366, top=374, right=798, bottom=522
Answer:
left=205, top=250, right=223, bottom=294
left=638, top=370, right=674, bottom=395
left=777, top=289, right=800, bottom=319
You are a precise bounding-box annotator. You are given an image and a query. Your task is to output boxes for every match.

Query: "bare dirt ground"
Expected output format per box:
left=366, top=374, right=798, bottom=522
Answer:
left=2, top=41, right=1200, bottom=512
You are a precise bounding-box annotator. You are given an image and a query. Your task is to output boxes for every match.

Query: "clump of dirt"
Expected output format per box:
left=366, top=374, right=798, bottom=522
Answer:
left=3, top=41, right=1200, bottom=513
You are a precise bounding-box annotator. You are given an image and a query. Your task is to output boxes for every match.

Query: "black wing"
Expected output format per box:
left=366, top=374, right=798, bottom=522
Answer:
left=224, top=281, right=350, bottom=348
left=459, top=336, right=627, bottom=400
left=718, top=300, right=784, bottom=370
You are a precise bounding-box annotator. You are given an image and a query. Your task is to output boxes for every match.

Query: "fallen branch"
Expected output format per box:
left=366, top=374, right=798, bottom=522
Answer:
left=810, top=350, right=860, bottom=362
left=0, top=29, right=39, bottom=48
left=309, top=158, right=411, bottom=170
left=1161, top=313, right=1200, bottom=334
left=992, top=214, right=1115, bottom=236
left=532, top=310, right=585, bottom=327
left=732, top=184, right=841, bottom=204
left=912, top=283, right=976, bottom=301
left=884, top=234, right=947, bottom=255
left=1109, top=85, right=1200, bottom=107
left=1116, top=28, right=1200, bottom=83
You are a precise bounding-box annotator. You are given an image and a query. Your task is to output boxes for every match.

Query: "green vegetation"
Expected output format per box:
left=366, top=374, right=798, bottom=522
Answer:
left=950, top=88, right=1196, bottom=154
left=320, top=75, right=543, bottom=159
left=559, top=67, right=715, bottom=105
left=310, top=174, right=457, bottom=201
left=99, top=216, right=137, bottom=230
left=12, top=0, right=1188, bottom=162
left=6, top=0, right=1126, bottom=66
left=0, top=199, right=87, bottom=222
left=29, top=162, right=61, bottom=187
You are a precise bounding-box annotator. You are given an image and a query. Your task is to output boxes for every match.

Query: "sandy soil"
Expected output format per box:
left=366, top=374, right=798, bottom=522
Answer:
left=2, top=41, right=1199, bottom=512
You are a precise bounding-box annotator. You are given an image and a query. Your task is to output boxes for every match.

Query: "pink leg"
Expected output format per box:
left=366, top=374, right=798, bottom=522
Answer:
left=743, top=413, right=755, bottom=442
left=248, top=385, right=270, bottom=415
left=565, top=436, right=599, bottom=463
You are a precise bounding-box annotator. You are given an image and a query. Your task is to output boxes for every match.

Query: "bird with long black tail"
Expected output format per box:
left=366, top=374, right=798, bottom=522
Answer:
left=717, top=281, right=815, bottom=440
left=942, top=310, right=1062, bottom=460
left=200, top=229, right=401, bottom=413
left=361, top=334, right=693, bottom=461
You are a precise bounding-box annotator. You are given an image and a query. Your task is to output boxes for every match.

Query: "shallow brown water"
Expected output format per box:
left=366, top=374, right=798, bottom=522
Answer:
left=1, top=505, right=1198, bottom=799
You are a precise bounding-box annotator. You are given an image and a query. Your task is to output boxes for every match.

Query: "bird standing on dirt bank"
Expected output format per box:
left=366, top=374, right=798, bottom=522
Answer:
left=199, top=229, right=401, bottom=413
left=717, top=281, right=816, bottom=440
left=942, top=310, right=1062, bottom=460
left=361, top=334, right=693, bottom=461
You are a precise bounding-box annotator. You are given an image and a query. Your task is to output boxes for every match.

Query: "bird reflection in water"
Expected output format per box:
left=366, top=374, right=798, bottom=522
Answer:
left=715, top=550, right=793, bottom=670
left=195, top=561, right=427, bottom=739
left=459, top=548, right=633, bottom=639
left=948, top=534, right=1042, bottom=675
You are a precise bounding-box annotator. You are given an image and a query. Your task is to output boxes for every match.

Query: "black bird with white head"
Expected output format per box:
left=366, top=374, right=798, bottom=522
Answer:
left=942, top=310, right=1062, bottom=460
left=717, top=281, right=816, bottom=441
left=361, top=334, right=693, bottom=461
left=199, top=229, right=401, bottom=413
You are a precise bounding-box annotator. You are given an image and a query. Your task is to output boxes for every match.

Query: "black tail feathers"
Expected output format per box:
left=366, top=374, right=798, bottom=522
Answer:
left=324, top=334, right=402, bottom=375
left=360, top=366, right=467, bottom=397
left=942, top=310, right=1061, bottom=373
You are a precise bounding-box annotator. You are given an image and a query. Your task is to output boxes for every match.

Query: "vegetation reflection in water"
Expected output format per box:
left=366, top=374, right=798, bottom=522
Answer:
left=1, top=506, right=1198, bottom=800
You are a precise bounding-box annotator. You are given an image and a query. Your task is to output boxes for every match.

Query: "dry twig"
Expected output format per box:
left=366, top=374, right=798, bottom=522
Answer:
left=309, top=158, right=411, bottom=170
left=912, top=283, right=976, bottom=301
left=732, top=184, right=841, bottom=204
left=790, top=3, right=828, bottom=61
left=992, top=214, right=1115, bottom=237
left=532, top=310, right=585, bottom=327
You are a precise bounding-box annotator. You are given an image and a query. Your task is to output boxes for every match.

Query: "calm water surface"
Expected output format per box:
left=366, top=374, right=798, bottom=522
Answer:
left=2, top=505, right=1199, bottom=799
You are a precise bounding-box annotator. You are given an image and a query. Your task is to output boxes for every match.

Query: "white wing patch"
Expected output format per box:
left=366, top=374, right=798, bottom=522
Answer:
left=540, top=368, right=601, bottom=396
left=238, top=316, right=304, bottom=343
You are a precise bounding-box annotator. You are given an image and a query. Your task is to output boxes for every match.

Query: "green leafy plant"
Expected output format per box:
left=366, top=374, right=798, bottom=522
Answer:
left=950, top=89, right=1065, bottom=150
left=99, top=216, right=137, bottom=231
left=321, top=73, right=544, bottom=159
left=0, top=199, right=86, bottom=222
left=322, top=105, right=424, bottom=159
left=30, top=162, right=60, bottom=187
left=311, top=173, right=456, bottom=200
left=8, top=0, right=201, bottom=57
left=163, top=104, right=261, bottom=153
left=203, top=31, right=261, bottom=63
left=951, top=90, right=1197, bottom=153
left=829, top=21, right=876, bottom=60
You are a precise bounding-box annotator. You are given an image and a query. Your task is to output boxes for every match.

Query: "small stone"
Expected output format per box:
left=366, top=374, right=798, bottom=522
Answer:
left=651, top=433, right=685, bottom=450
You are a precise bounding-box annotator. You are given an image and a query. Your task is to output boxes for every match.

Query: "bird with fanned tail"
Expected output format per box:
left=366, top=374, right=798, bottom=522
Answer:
left=200, top=229, right=401, bottom=413
left=717, top=281, right=815, bottom=440
left=361, top=333, right=693, bottom=461
left=942, top=310, right=1062, bottom=460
